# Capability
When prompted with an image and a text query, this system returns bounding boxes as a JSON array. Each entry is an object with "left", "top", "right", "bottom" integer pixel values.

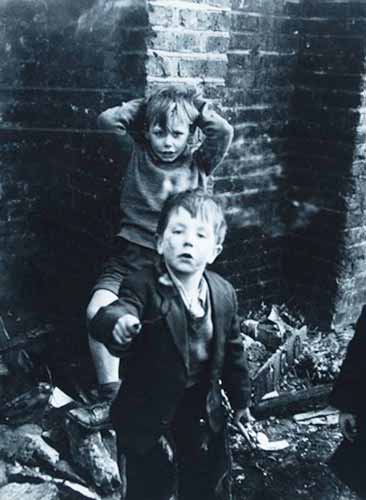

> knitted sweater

[{"left": 98, "top": 99, "right": 234, "bottom": 249}]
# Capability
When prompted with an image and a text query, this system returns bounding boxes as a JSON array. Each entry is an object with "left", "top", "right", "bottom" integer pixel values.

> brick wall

[
  {"left": 0, "top": 0, "right": 149, "bottom": 318},
  {"left": 214, "top": 0, "right": 300, "bottom": 311},
  {"left": 283, "top": 1, "right": 366, "bottom": 328},
  {"left": 147, "top": 0, "right": 231, "bottom": 92},
  {"left": 146, "top": 0, "right": 299, "bottom": 312},
  {"left": 1, "top": 0, "right": 366, "bottom": 330}
]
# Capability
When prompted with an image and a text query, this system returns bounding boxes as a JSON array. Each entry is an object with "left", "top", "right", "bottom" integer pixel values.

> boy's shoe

[{"left": 67, "top": 400, "right": 112, "bottom": 431}]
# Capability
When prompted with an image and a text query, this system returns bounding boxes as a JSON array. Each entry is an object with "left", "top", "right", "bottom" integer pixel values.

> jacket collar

[
  {"left": 156, "top": 264, "right": 189, "bottom": 370},
  {"left": 155, "top": 262, "right": 228, "bottom": 376}
]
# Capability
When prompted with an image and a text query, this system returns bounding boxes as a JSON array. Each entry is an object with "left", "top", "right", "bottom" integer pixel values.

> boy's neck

[{"left": 165, "top": 264, "right": 204, "bottom": 295}]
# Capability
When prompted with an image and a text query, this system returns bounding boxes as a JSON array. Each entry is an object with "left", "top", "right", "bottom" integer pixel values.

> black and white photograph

[{"left": 0, "top": 1, "right": 365, "bottom": 499}]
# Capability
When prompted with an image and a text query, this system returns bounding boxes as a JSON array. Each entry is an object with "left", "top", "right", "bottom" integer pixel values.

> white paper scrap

[
  {"left": 49, "top": 387, "right": 75, "bottom": 408},
  {"left": 259, "top": 439, "right": 289, "bottom": 451}
]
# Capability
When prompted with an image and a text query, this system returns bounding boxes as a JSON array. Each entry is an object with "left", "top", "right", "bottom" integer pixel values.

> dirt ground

[
  {"left": 230, "top": 415, "right": 359, "bottom": 500},
  {"left": 230, "top": 318, "right": 361, "bottom": 500}
]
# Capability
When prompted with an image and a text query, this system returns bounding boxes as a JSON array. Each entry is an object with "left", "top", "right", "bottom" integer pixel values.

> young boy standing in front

[
  {"left": 90, "top": 189, "right": 252, "bottom": 500},
  {"left": 87, "top": 85, "right": 234, "bottom": 407}
]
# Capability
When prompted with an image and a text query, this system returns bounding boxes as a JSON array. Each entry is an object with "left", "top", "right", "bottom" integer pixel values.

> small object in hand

[{"left": 131, "top": 322, "right": 141, "bottom": 334}]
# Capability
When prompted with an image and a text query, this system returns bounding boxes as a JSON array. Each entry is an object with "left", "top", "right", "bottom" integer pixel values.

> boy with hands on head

[
  {"left": 87, "top": 84, "right": 234, "bottom": 407},
  {"left": 90, "top": 189, "right": 252, "bottom": 500}
]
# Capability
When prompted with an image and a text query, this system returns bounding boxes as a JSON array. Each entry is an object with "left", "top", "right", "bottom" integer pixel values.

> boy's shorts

[{"left": 92, "top": 237, "right": 159, "bottom": 296}]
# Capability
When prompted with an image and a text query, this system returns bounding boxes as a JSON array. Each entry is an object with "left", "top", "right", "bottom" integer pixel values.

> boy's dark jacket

[
  {"left": 330, "top": 305, "right": 366, "bottom": 417},
  {"left": 328, "top": 305, "right": 366, "bottom": 498},
  {"left": 90, "top": 264, "right": 251, "bottom": 454}
]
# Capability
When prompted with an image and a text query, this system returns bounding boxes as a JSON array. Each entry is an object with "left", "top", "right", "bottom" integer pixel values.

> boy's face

[
  {"left": 157, "top": 207, "right": 222, "bottom": 279},
  {"left": 147, "top": 113, "right": 191, "bottom": 163}
]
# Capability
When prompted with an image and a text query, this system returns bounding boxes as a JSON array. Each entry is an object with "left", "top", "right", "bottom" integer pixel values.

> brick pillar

[
  {"left": 215, "top": 0, "right": 299, "bottom": 311},
  {"left": 146, "top": 0, "right": 231, "bottom": 96},
  {"left": 333, "top": 81, "right": 366, "bottom": 327},
  {"left": 284, "top": 0, "right": 366, "bottom": 328}
]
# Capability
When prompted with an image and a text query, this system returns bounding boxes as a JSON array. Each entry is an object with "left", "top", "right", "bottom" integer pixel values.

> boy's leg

[
  {"left": 86, "top": 237, "right": 159, "bottom": 399},
  {"left": 87, "top": 289, "right": 120, "bottom": 399},
  {"left": 171, "top": 384, "right": 213, "bottom": 500},
  {"left": 119, "top": 442, "right": 175, "bottom": 500},
  {"left": 172, "top": 384, "right": 232, "bottom": 500},
  {"left": 67, "top": 289, "right": 122, "bottom": 430},
  {"left": 85, "top": 237, "right": 130, "bottom": 400}
]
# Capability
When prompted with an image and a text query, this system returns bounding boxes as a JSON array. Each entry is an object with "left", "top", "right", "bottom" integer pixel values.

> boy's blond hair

[
  {"left": 145, "top": 84, "right": 199, "bottom": 131},
  {"left": 157, "top": 189, "right": 227, "bottom": 245}
]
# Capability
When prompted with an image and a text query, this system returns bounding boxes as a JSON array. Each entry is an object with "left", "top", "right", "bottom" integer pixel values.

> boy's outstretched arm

[
  {"left": 89, "top": 276, "right": 146, "bottom": 355},
  {"left": 193, "top": 98, "right": 234, "bottom": 175}
]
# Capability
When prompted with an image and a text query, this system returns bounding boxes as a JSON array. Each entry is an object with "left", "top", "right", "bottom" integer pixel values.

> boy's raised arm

[
  {"left": 193, "top": 99, "right": 234, "bottom": 175},
  {"left": 97, "top": 98, "right": 145, "bottom": 140}
]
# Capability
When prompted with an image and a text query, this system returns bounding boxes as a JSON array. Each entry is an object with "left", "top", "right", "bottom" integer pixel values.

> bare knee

[{"left": 86, "top": 289, "right": 118, "bottom": 324}]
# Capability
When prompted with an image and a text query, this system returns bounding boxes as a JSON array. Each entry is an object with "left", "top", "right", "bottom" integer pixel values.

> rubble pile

[
  {"left": 240, "top": 303, "right": 348, "bottom": 418},
  {"left": 0, "top": 304, "right": 355, "bottom": 500},
  {"left": 0, "top": 313, "right": 122, "bottom": 500},
  {"left": 231, "top": 305, "right": 358, "bottom": 500},
  {"left": 0, "top": 388, "right": 122, "bottom": 500}
]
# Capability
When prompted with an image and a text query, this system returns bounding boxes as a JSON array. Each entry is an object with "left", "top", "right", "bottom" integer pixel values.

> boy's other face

[
  {"left": 157, "top": 207, "right": 222, "bottom": 280},
  {"left": 147, "top": 112, "right": 191, "bottom": 163}
]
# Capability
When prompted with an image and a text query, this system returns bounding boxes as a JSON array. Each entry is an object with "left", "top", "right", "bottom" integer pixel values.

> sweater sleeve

[
  {"left": 89, "top": 273, "right": 147, "bottom": 349},
  {"left": 193, "top": 102, "right": 234, "bottom": 175},
  {"left": 97, "top": 98, "right": 145, "bottom": 143},
  {"left": 222, "top": 286, "right": 251, "bottom": 410}
]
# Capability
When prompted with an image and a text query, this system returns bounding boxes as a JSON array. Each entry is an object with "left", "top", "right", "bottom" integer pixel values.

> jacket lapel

[
  {"left": 205, "top": 271, "right": 228, "bottom": 380},
  {"left": 155, "top": 267, "right": 230, "bottom": 375},
  {"left": 157, "top": 276, "right": 189, "bottom": 372}
]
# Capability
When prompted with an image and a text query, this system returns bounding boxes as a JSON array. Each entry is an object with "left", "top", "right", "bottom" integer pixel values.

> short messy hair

[
  {"left": 145, "top": 84, "right": 199, "bottom": 130},
  {"left": 157, "top": 189, "right": 228, "bottom": 245}
]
